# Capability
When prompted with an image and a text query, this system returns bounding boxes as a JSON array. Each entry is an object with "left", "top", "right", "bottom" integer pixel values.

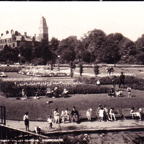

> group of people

[
  {"left": 23, "top": 105, "right": 142, "bottom": 132},
  {"left": 46, "top": 87, "right": 69, "bottom": 98},
  {"left": 52, "top": 106, "right": 80, "bottom": 126},
  {"left": 21, "top": 87, "right": 69, "bottom": 99}
]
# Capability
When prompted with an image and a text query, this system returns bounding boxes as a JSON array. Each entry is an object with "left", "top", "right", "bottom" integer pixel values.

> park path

[{"left": 6, "top": 119, "right": 144, "bottom": 133}]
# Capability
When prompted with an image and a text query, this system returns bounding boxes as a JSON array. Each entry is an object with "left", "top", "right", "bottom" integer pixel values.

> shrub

[
  {"left": 0, "top": 79, "right": 109, "bottom": 97},
  {"left": 74, "top": 76, "right": 142, "bottom": 85},
  {"left": 0, "top": 65, "right": 23, "bottom": 72}
]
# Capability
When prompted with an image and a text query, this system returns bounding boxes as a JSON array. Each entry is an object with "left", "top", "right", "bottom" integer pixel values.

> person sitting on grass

[
  {"left": 127, "top": 86, "right": 131, "bottom": 97},
  {"left": 71, "top": 106, "right": 79, "bottom": 123},
  {"left": 61, "top": 88, "right": 69, "bottom": 97},
  {"left": 34, "top": 91, "right": 40, "bottom": 99},
  {"left": 22, "top": 89, "right": 27, "bottom": 99},
  {"left": 108, "top": 88, "right": 115, "bottom": 97},
  {"left": 46, "top": 87, "right": 54, "bottom": 97}
]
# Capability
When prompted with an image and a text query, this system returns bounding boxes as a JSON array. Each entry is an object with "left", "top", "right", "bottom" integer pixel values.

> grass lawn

[
  {"left": 1, "top": 66, "right": 144, "bottom": 121},
  {"left": 1, "top": 86, "right": 144, "bottom": 121}
]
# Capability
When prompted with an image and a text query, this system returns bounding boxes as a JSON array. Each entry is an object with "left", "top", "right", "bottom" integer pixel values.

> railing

[
  {"left": 0, "top": 124, "right": 49, "bottom": 140},
  {"left": 0, "top": 106, "right": 6, "bottom": 125}
]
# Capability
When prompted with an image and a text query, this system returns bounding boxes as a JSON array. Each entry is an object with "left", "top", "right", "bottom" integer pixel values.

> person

[
  {"left": 86, "top": 108, "right": 92, "bottom": 121},
  {"left": 109, "top": 108, "right": 116, "bottom": 121},
  {"left": 53, "top": 108, "right": 60, "bottom": 124},
  {"left": 22, "top": 89, "right": 27, "bottom": 99},
  {"left": 96, "top": 104, "right": 102, "bottom": 121},
  {"left": 127, "top": 86, "right": 131, "bottom": 97},
  {"left": 96, "top": 79, "right": 100, "bottom": 86},
  {"left": 64, "top": 108, "right": 70, "bottom": 123},
  {"left": 119, "top": 72, "right": 125, "bottom": 88},
  {"left": 71, "top": 106, "right": 79, "bottom": 122},
  {"left": 47, "top": 115, "right": 53, "bottom": 129},
  {"left": 103, "top": 105, "right": 109, "bottom": 121},
  {"left": 98, "top": 107, "right": 104, "bottom": 122},
  {"left": 79, "top": 63, "right": 83, "bottom": 76},
  {"left": 23, "top": 112, "right": 29, "bottom": 131},
  {"left": 61, "top": 88, "right": 69, "bottom": 97},
  {"left": 46, "top": 87, "right": 54, "bottom": 97},
  {"left": 82, "top": 133, "right": 91, "bottom": 144},
  {"left": 34, "top": 91, "right": 40, "bottom": 99},
  {"left": 53, "top": 87, "right": 59, "bottom": 98},
  {"left": 108, "top": 88, "right": 115, "bottom": 97},
  {"left": 112, "top": 75, "right": 117, "bottom": 89},
  {"left": 34, "top": 126, "right": 41, "bottom": 134},
  {"left": 60, "top": 110, "right": 65, "bottom": 123}
]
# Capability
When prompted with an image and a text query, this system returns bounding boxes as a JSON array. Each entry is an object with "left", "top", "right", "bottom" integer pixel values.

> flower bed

[
  {"left": 0, "top": 78, "right": 109, "bottom": 97},
  {"left": 18, "top": 68, "right": 70, "bottom": 77}
]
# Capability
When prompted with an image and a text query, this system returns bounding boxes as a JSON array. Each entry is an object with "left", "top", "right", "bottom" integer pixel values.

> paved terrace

[{"left": 6, "top": 119, "right": 144, "bottom": 135}]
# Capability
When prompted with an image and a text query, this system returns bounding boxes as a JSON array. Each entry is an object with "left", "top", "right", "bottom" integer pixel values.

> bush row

[
  {"left": 0, "top": 66, "right": 24, "bottom": 72},
  {"left": 0, "top": 80, "right": 109, "bottom": 97},
  {"left": 74, "top": 76, "right": 141, "bottom": 85},
  {"left": 74, "top": 76, "right": 144, "bottom": 90}
]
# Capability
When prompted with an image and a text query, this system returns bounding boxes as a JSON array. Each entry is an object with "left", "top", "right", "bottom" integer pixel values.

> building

[{"left": 0, "top": 16, "right": 49, "bottom": 50}]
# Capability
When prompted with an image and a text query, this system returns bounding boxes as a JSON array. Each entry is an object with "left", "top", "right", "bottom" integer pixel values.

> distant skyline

[{"left": 0, "top": 2, "right": 144, "bottom": 42}]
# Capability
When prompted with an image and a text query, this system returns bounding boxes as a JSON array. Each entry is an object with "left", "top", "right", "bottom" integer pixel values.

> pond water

[{"left": 52, "top": 130, "right": 144, "bottom": 144}]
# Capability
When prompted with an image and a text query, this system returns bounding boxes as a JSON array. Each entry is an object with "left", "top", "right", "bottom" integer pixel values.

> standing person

[
  {"left": 98, "top": 107, "right": 104, "bottom": 122},
  {"left": 119, "top": 72, "right": 125, "bottom": 88},
  {"left": 71, "top": 106, "right": 79, "bottom": 122},
  {"left": 103, "top": 105, "right": 109, "bottom": 121},
  {"left": 23, "top": 112, "right": 29, "bottom": 131},
  {"left": 53, "top": 108, "right": 60, "bottom": 124},
  {"left": 96, "top": 105, "right": 102, "bottom": 121},
  {"left": 127, "top": 86, "right": 131, "bottom": 97},
  {"left": 47, "top": 115, "right": 53, "bottom": 129},
  {"left": 79, "top": 63, "right": 83, "bottom": 76},
  {"left": 53, "top": 87, "right": 59, "bottom": 98},
  {"left": 112, "top": 76, "right": 117, "bottom": 89}
]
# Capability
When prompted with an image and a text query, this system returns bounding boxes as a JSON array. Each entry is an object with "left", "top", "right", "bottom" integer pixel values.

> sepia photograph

[{"left": 1, "top": 1, "right": 144, "bottom": 143}]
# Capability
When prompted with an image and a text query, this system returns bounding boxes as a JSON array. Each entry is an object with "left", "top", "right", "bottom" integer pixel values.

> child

[
  {"left": 109, "top": 108, "right": 116, "bottom": 121},
  {"left": 98, "top": 107, "right": 104, "bottom": 122},
  {"left": 47, "top": 115, "right": 53, "bottom": 129},
  {"left": 127, "top": 86, "right": 131, "bottom": 97}
]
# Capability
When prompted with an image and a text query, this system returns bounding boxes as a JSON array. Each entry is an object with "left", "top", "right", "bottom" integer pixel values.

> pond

[{"left": 47, "top": 130, "right": 144, "bottom": 144}]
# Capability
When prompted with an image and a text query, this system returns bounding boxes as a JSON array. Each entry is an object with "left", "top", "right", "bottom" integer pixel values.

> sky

[{"left": 0, "top": 2, "right": 144, "bottom": 42}]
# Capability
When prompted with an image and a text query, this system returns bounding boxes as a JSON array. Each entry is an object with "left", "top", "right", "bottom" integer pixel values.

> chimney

[
  {"left": 6, "top": 30, "right": 9, "bottom": 34},
  {"left": 24, "top": 32, "right": 27, "bottom": 37},
  {"left": 1, "top": 33, "right": 3, "bottom": 37}
]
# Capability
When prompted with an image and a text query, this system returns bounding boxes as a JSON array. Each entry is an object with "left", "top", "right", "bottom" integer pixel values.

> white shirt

[{"left": 23, "top": 114, "right": 28, "bottom": 121}]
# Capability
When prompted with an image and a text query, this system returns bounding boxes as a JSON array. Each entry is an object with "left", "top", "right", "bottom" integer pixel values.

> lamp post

[
  {"left": 58, "top": 55, "right": 60, "bottom": 72},
  {"left": 18, "top": 53, "right": 21, "bottom": 64}
]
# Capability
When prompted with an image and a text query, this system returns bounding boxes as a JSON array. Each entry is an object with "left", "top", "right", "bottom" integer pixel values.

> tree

[
  {"left": 81, "top": 29, "right": 106, "bottom": 62},
  {"left": 82, "top": 50, "right": 91, "bottom": 63},
  {"left": 61, "top": 50, "right": 76, "bottom": 63},
  {"left": 98, "top": 33, "right": 123, "bottom": 64},
  {"left": 49, "top": 37, "right": 59, "bottom": 52}
]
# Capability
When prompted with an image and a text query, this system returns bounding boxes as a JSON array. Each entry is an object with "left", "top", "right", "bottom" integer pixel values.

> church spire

[{"left": 39, "top": 16, "right": 48, "bottom": 42}]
